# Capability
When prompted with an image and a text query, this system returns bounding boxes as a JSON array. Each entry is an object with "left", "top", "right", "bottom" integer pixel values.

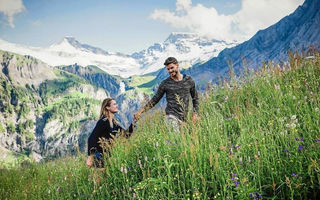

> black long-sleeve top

[
  {"left": 87, "top": 117, "right": 134, "bottom": 156},
  {"left": 144, "top": 74, "right": 199, "bottom": 121}
]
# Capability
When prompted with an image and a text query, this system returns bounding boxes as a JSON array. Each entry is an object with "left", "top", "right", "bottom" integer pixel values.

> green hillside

[{"left": 1, "top": 52, "right": 319, "bottom": 199}]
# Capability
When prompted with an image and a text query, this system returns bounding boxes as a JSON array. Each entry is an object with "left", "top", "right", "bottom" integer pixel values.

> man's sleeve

[
  {"left": 190, "top": 78, "right": 199, "bottom": 113},
  {"left": 143, "top": 81, "right": 166, "bottom": 112}
]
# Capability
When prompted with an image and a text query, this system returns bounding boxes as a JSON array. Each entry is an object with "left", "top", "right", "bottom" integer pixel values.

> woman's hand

[{"left": 86, "top": 155, "right": 94, "bottom": 168}]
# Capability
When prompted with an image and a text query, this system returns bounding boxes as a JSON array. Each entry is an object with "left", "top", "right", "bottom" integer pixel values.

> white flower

[
  {"left": 124, "top": 168, "right": 128, "bottom": 174},
  {"left": 315, "top": 108, "right": 319, "bottom": 112},
  {"left": 291, "top": 115, "right": 297, "bottom": 120},
  {"left": 138, "top": 160, "right": 141, "bottom": 165},
  {"left": 120, "top": 166, "right": 124, "bottom": 172},
  {"left": 154, "top": 142, "right": 159, "bottom": 147},
  {"left": 286, "top": 124, "right": 290, "bottom": 128},
  {"left": 293, "top": 96, "right": 296, "bottom": 100},
  {"left": 145, "top": 156, "right": 148, "bottom": 161},
  {"left": 274, "top": 85, "right": 280, "bottom": 90},
  {"left": 291, "top": 123, "right": 296, "bottom": 129}
]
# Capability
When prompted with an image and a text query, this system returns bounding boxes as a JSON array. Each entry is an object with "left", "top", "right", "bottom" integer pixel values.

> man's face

[{"left": 166, "top": 63, "right": 179, "bottom": 78}]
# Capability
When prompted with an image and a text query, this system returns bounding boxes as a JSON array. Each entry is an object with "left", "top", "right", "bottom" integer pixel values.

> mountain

[
  {"left": 183, "top": 0, "right": 320, "bottom": 86},
  {"left": 0, "top": 51, "right": 107, "bottom": 162},
  {"left": 0, "top": 50, "right": 146, "bottom": 163},
  {"left": 0, "top": 37, "right": 141, "bottom": 78},
  {"left": 0, "top": 33, "right": 237, "bottom": 78},
  {"left": 132, "top": 32, "right": 238, "bottom": 74}
]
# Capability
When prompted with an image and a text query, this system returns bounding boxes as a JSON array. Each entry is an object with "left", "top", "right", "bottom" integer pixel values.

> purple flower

[
  {"left": 235, "top": 145, "right": 241, "bottom": 149},
  {"left": 234, "top": 181, "right": 240, "bottom": 187},
  {"left": 295, "top": 137, "right": 299, "bottom": 141},
  {"left": 300, "top": 138, "right": 303, "bottom": 141},
  {"left": 316, "top": 139, "right": 320, "bottom": 143},
  {"left": 229, "top": 148, "right": 233, "bottom": 155},
  {"left": 232, "top": 173, "right": 237, "bottom": 177},
  {"left": 298, "top": 145, "right": 303, "bottom": 151},
  {"left": 249, "top": 192, "right": 262, "bottom": 199},
  {"left": 284, "top": 149, "right": 289, "bottom": 153},
  {"left": 292, "top": 173, "right": 297, "bottom": 177}
]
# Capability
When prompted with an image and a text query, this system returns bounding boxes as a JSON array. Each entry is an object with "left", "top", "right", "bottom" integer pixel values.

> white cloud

[
  {"left": 150, "top": 0, "right": 304, "bottom": 42},
  {"left": 0, "top": 0, "right": 25, "bottom": 28}
]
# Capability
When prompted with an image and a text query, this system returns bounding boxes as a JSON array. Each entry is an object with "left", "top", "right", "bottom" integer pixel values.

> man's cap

[{"left": 164, "top": 57, "right": 178, "bottom": 66}]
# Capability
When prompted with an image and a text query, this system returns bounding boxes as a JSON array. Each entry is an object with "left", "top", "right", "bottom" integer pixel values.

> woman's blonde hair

[{"left": 99, "top": 98, "right": 114, "bottom": 119}]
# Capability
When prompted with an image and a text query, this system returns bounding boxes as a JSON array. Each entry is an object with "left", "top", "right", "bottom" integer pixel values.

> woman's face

[{"left": 106, "top": 100, "right": 118, "bottom": 113}]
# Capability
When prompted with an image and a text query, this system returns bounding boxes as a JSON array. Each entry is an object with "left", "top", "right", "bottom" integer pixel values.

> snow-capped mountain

[
  {"left": 132, "top": 32, "right": 238, "bottom": 74},
  {"left": 0, "top": 37, "right": 141, "bottom": 77},
  {"left": 0, "top": 33, "right": 238, "bottom": 78}
]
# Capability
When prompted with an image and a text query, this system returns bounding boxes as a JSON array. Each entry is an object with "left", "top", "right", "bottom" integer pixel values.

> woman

[{"left": 86, "top": 98, "right": 135, "bottom": 168}]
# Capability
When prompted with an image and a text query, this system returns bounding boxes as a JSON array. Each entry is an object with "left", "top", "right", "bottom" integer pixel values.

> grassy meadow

[{"left": 0, "top": 51, "right": 319, "bottom": 199}]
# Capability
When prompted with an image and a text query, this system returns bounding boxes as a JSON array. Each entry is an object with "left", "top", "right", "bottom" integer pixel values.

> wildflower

[
  {"left": 315, "top": 108, "right": 319, "bottom": 112},
  {"left": 124, "top": 168, "right": 128, "bottom": 174},
  {"left": 229, "top": 148, "right": 233, "bottom": 155},
  {"left": 295, "top": 137, "right": 299, "bottom": 141},
  {"left": 284, "top": 149, "right": 289, "bottom": 153},
  {"left": 316, "top": 139, "right": 320, "bottom": 143},
  {"left": 292, "top": 173, "right": 297, "bottom": 177},
  {"left": 133, "top": 193, "right": 136, "bottom": 198},
  {"left": 235, "top": 145, "right": 241, "bottom": 149},
  {"left": 154, "top": 142, "right": 159, "bottom": 147},
  {"left": 274, "top": 85, "right": 280, "bottom": 90},
  {"left": 138, "top": 160, "right": 141, "bottom": 165},
  {"left": 298, "top": 145, "right": 303, "bottom": 151},
  {"left": 234, "top": 181, "right": 240, "bottom": 187},
  {"left": 291, "top": 123, "right": 296, "bottom": 128},
  {"left": 120, "top": 166, "right": 124, "bottom": 173},
  {"left": 145, "top": 156, "right": 148, "bottom": 161},
  {"left": 249, "top": 192, "right": 262, "bottom": 199},
  {"left": 291, "top": 115, "right": 296, "bottom": 120},
  {"left": 286, "top": 124, "right": 290, "bottom": 128},
  {"left": 293, "top": 96, "right": 296, "bottom": 100},
  {"left": 300, "top": 138, "right": 303, "bottom": 141}
]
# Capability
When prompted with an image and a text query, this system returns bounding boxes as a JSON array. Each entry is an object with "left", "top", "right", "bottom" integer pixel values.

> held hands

[
  {"left": 192, "top": 112, "right": 198, "bottom": 124},
  {"left": 86, "top": 155, "right": 94, "bottom": 168},
  {"left": 134, "top": 109, "right": 143, "bottom": 121}
]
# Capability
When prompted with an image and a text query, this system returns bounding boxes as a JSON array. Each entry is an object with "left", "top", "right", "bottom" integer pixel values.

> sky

[{"left": 0, "top": 0, "right": 304, "bottom": 54}]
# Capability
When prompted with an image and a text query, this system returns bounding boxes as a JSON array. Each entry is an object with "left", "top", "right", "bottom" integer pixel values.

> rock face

[
  {"left": 183, "top": 0, "right": 320, "bottom": 87},
  {"left": 0, "top": 51, "right": 57, "bottom": 87},
  {"left": 58, "top": 64, "right": 124, "bottom": 97}
]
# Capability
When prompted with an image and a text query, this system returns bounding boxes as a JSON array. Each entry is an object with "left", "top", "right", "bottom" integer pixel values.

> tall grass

[{"left": 1, "top": 52, "right": 320, "bottom": 199}]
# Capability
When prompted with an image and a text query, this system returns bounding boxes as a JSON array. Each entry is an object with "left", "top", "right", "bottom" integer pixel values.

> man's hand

[
  {"left": 192, "top": 112, "right": 198, "bottom": 124},
  {"left": 134, "top": 109, "right": 144, "bottom": 121},
  {"left": 86, "top": 155, "right": 94, "bottom": 168}
]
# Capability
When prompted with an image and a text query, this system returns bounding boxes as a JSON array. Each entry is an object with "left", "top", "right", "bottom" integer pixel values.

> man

[{"left": 134, "top": 57, "right": 199, "bottom": 130}]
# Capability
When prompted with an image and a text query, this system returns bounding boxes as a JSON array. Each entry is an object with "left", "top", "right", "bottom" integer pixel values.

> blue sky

[{"left": 0, "top": 0, "right": 303, "bottom": 54}]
